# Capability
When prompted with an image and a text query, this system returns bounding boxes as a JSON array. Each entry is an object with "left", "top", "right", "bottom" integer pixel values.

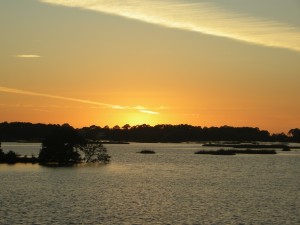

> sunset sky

[{"left": 1, "top": 0, "right": 300, "bottom": 133}]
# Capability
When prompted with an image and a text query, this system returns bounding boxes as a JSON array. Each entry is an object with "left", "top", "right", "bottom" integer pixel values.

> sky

[{"left": 1, "top": 0, "right": 300, "bottom": 133}]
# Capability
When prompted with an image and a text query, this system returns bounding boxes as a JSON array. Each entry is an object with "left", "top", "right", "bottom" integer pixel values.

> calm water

[{"left": 1, "top": 142, "right": 299, "bottom": 224}]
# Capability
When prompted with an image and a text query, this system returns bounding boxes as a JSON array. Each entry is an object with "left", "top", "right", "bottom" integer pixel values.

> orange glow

[
  {"left": 1, "top": 0, "right": 300, "bottom": 134},
  {"left": 117, "top": 112, "right": 158, "bottom": 126}
]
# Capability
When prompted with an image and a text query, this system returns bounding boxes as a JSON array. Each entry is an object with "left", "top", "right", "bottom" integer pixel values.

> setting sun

[
  {"left": 114, "top": 111, "right": 160, "bottom": 127},
  {"left": 1, "top": 0, "right": 300, "bottom": 133},
  {"left": 1, "top": 1, "right": 300, "bottom": 224}
]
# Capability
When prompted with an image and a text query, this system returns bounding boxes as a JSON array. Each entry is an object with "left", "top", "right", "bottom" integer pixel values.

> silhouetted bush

[
  {"left": 195, "top": 149, "right": 235, "bottom": 155},
  {"left": 5, "top": 151, "right": 18, "bottom": 164},
  {"left": 282, "top": 146, "right": 291, "bottom": 151},
  {"left": 138, "top": 150, "right": 156, "bottom": 154},
  {"left": 0, "top": 141, "right": 39, "bottom": 164},
  {"left": 203, "top": 143, "right": 287, "bottom": 149}
]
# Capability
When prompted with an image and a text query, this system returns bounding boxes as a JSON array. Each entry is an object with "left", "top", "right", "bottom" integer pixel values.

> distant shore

[{"left": 1, "top": 122, "right": 299, "bottom": 143}]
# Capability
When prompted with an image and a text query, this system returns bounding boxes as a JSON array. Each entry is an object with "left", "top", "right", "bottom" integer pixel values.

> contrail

[
  {"left": 39, "top": 0, "right": 300, "bottom": 52},
  {"left": 15, "top": 55, "right": 41, "bottom": 58},
  {"left": 0, "top": 86, "right": 159, "bottom": 114}
]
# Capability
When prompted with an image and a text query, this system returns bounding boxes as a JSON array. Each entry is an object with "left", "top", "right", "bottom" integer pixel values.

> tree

[
  {"left": 38, "top": 126, "right": 85, "bottom": 165},
  {"left": 288, "top": 128, "right": 300, "bottom": 142},
  {"left": 113, "top": 125, "right": 120, "bottom": 130},
  {"left": 78, "top": 143, "right": 111, "bottom": 163},
  {"left": 38, "top": 125, "right": 111, "bottom": 165},
  {"left": 122, "top": 124, "right": 131, "bottom": 130},
  {"left": 5, "top": 151, "right": 17, "bottom": 164}
]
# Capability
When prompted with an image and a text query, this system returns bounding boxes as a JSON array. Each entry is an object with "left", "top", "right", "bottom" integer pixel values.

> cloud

[
  {"left": 0, "top": 86, "right": 159, "bottom": 114},
  {"left": 39, "top": 0, "right": 300, "bottom": 52},
  {"left": 15, "top": 55, "right": 41, "bottom": 58},
  {"left": 139, "top": 110, "right": 160, "bottom": 115}
]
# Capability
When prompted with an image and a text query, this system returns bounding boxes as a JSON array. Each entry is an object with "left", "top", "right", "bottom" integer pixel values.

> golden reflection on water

[
  {"left": 0, "top": 163, "right": 41, "bottom": 172},
  {"left": 1, "top": 143, "right": 300, "bottom": 224}
]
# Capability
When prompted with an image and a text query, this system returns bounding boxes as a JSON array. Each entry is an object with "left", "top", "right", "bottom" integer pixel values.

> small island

[
  {"left": 195, "top": 149, "right": 277, "bottom": 155},
  {"left": 138, "top": 150, "right": 156, "bottom": 154},
  {"left": 0, "top": 125, "right": 111, "bottom": 166},
  {"left": 282, "top": 146, "right": 291, "bottom": 151},
  {"left": 0, "top": 149, "right": 39, "bottom": 164}
]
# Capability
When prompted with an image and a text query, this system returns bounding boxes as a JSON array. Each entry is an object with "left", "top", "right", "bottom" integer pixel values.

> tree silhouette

[
  {"left": 288, "top": 128, "right": 300, "bottom": 142},
  {"left": 78, "top": 143, "right": 110, "bottom": 163},
  {"left": 5, "top": 151, "right": 18, "bottom": 164},
  {"left": 1, "top": 122, "right": 298, "bottom": 143},
  {"left": 122, "top": 124, "right": 131, "bottom": 130},
  {"left": 38, "top": 125, "right": 111, "bottom": 165},
  {"left": 38, "top": 125, "right": 85, "bottom": 165}
]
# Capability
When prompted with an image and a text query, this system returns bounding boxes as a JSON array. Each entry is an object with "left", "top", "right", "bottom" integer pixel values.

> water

[{"left": 1, "top": 142, "right": 300, "bottom": 224}]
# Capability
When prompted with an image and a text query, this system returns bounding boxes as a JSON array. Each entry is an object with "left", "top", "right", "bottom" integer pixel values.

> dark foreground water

[{"left": 1, "top": 142, "right": 299, "bottom": 224}]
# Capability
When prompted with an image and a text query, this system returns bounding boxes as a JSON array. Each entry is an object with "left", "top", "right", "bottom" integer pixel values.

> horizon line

[{"left": 0, "top": 120, "right": 297, "bottom": 134}]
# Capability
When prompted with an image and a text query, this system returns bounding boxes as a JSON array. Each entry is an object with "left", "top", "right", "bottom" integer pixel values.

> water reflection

[{"left": 0, "top": 143, "right": 299, "bottom": 224}]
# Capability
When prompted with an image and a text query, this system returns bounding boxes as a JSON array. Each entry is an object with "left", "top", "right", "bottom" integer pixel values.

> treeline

[
  {"left": 0, "top": 122, "right": 61, "bottom": 142},
  {"left": 0, "top": 122, "right": 300, "bottom": 142}
]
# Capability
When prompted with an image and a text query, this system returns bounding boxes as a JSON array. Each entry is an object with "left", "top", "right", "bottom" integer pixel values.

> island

[
  {"left": 0, "top": 125, "right": 111, "bottom": 166},
  {"left": 195, "top": 149, "right": 277, "bottom": 155}
]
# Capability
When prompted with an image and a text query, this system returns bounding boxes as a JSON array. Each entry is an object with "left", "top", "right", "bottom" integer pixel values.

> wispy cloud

[
  {"left": 39, "top": 0, "right": 300, "bottom": 52},
  {"left": 139, "top": 110, "right": 160, "bottom": 115},
  {"left": 15, "top": 55, "right": 41, "bottom": 58},
  {"left": 0, "top": 86, "right": 159, "bottom": 114}
]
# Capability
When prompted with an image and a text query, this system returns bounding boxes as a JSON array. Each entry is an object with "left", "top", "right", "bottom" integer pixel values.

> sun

[{"left": 120, "top": 111, "right": 159, "bottom": 126}]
